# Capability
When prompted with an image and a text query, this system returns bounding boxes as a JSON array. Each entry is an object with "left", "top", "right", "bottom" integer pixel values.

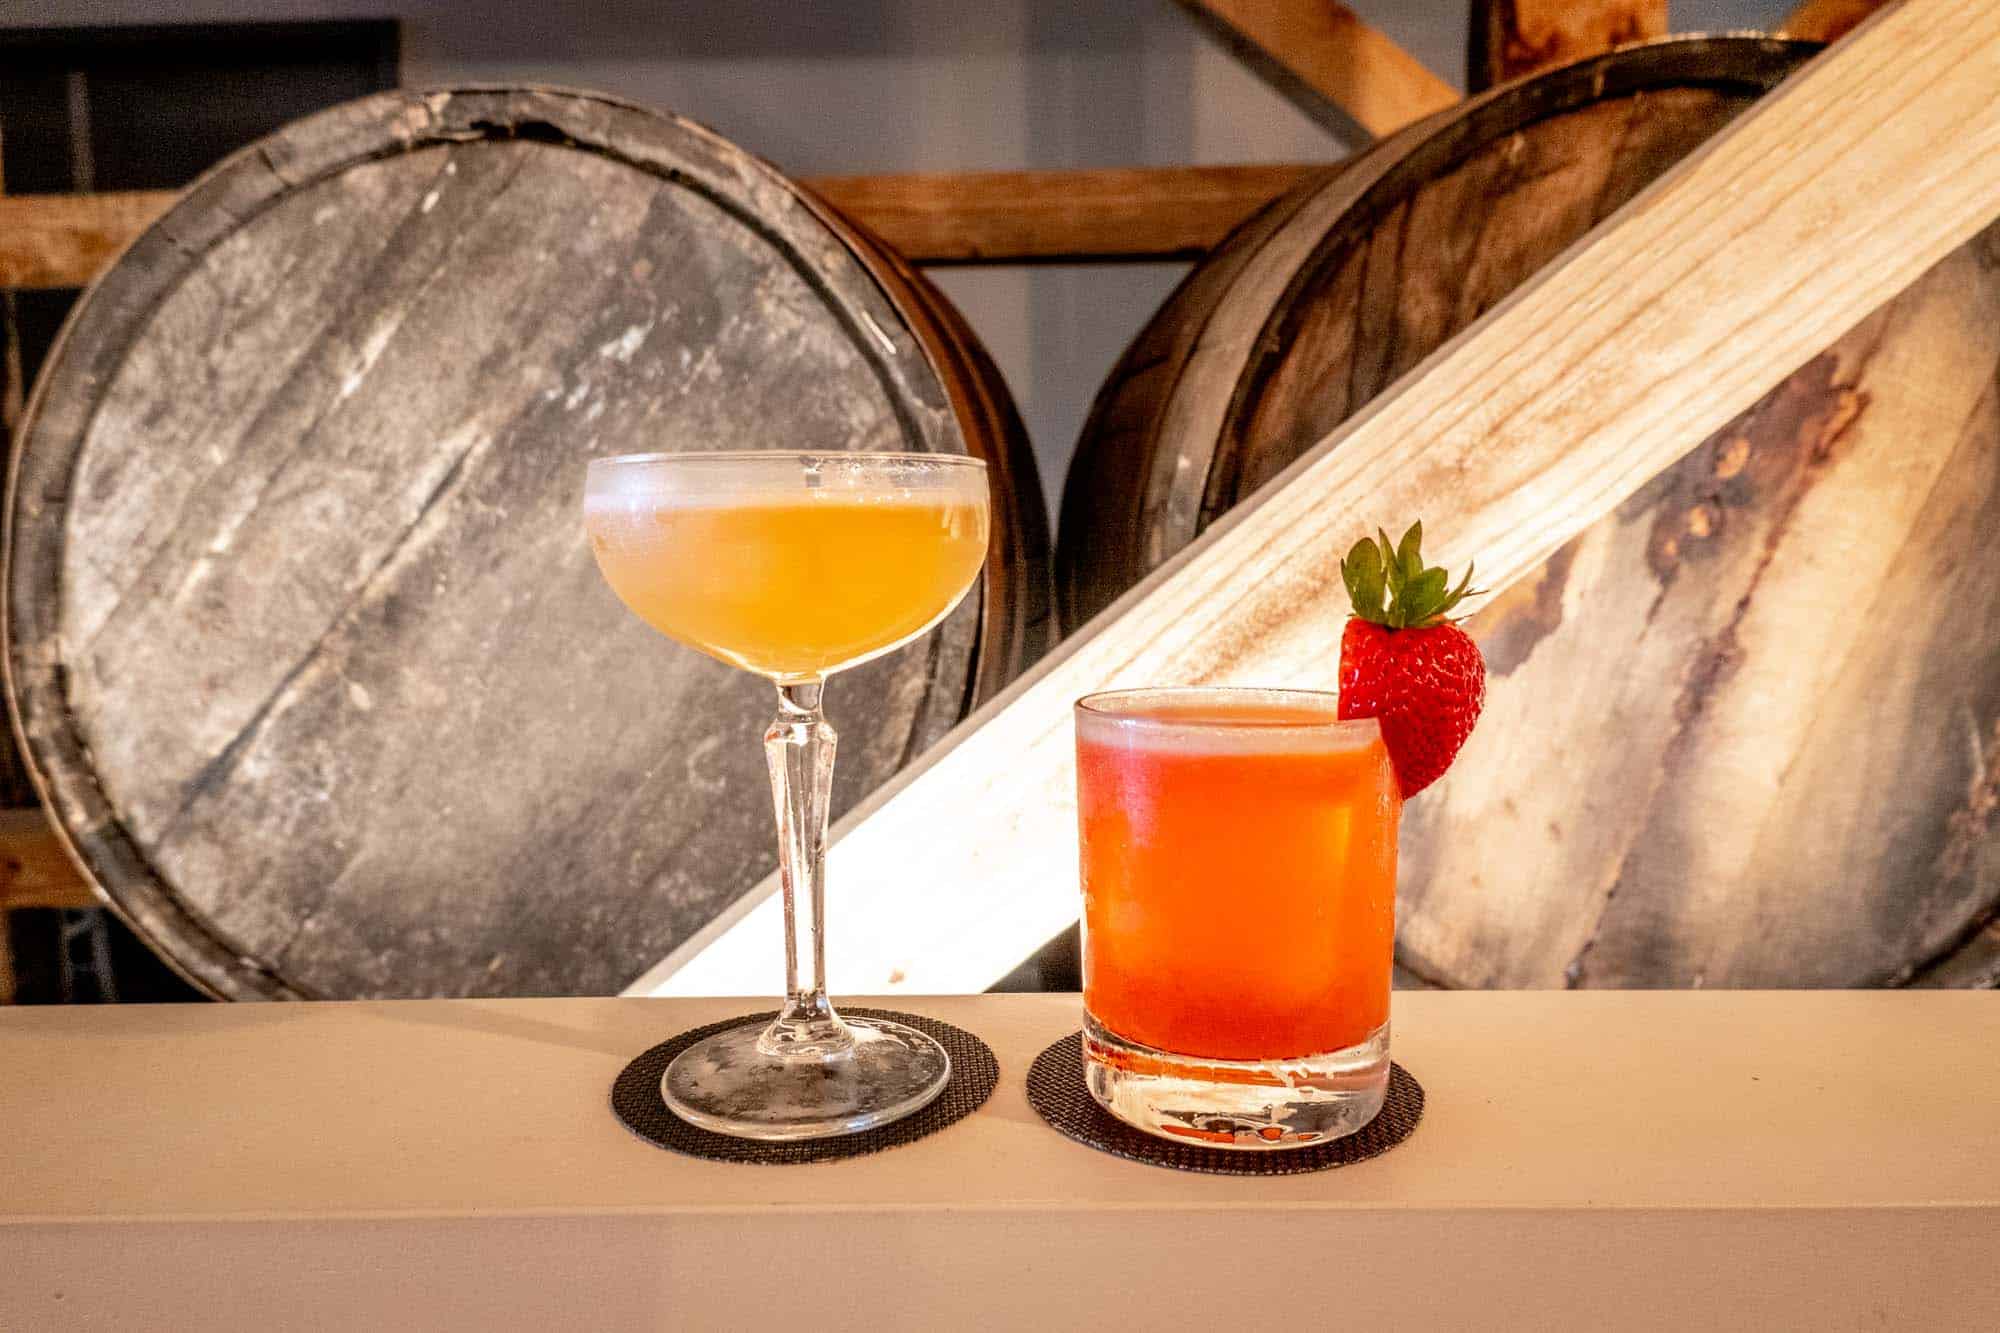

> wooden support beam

[
  {"left": 635, "top": 0, "right": 2000, "bottom": 998},
  {"left": 1782, "top": 0, "right": 1896, "bottom": 43},
  {"left": 1470, "top": 1, "right": 1670, "bottom": 90},
  {"left": 0, "top": 809, "right": 94, "bottom": 913},
  {"left": 809, "top": 164, "right": 1325, "bottom": 263},
  {"left": 0, "top": 165, "right": 1332, "bottom": 290},
  {"left": 1174, "top": 0, "right": 1461, "bottom": 139},
  {"left": 0, "top": 190, "right": 174, "bottom": 290}
]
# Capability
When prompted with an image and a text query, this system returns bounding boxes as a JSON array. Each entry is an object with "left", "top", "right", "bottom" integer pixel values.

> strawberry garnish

[{"left": 1337, "top": 522, "right": 1486, "bottom": 798}]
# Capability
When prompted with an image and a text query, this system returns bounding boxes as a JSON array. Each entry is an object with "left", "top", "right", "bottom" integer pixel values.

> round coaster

[
  {"left": 611, "top": 1008, "right": 999, "bottom": 1165},
  {"left": 1025, "top": 1032, "right": 1424, "bottom": 1175}
]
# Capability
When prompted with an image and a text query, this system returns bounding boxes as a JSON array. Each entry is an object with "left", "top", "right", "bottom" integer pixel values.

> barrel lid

[{"left": 4, "top": 87, "right": 1006, "bottom": 998}]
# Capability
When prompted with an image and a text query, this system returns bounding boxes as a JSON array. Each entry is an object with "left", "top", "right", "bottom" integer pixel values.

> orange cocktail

[{"left": 1076, "top": 687, "right": 1399, "bottom": 1148}]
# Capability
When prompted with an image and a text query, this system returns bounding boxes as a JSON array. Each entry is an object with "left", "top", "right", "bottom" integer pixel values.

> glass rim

[
  {"left": 586, "top": 450, "right": 988, "bottom": 470},
  {"left": 1075, "top": 686, "right": 1374, "bottom": 732}
]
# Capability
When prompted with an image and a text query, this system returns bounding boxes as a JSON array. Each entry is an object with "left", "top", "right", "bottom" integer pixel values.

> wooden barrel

[
  {"left": 3, "top": 87, "right": 1051, "bottom": 1000},
  {"left": 1058, "top": 36, "right": 2000, "bottom": 990}
]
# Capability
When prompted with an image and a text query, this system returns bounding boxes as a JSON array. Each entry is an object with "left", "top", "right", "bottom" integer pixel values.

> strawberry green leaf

[
  {"left": 1451, "top": 561, "right": 1476, "bottom": 601},
  {"left": 1341, "top": 538, "right": 1387, "bottom": 622},
  {"left": 1339, "top": 542, "right": 1364, "bottom": 604},
  {"left": 1436, "top": 560, "right": 1478, "bottom": 618},
  {"left": 1397, "top": 522, "right": 1424, "bottom": 584},
  {"left": 1380, "top": 528, "right": 1407, "bottom": 604},
  {"left": 1410, "top": 567, "right": 1449, "bottom": 621}
]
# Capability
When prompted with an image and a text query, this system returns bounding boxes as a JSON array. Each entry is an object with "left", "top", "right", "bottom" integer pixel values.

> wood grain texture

[
  {"left": 1059, "top": 43, "right": 1799, "bottom": 631},
  {"left": 3, "top": 88, "right": 1048, "bottom": 999},
  {"left": 811, "top": 164, "right": 1326, "bottom": 264},
  {"left": 1470, "top": 1, "right": 1669, "bottom": 90},
  {"left": 0, "top": 166, "right": 1333, "bottom": 288},
  {"left": 1174, "top": 0, "right": 1462, "bottom": 139},
  {"left": 1402, "top": 244, "right": 2000, "bottom": 988},
  {"left": 0, "top": 809, "right": 93, "bottom": 912},
  {"left": 1065, "top": 34, "right": 2000, "bottom": 989},
  {"left": 646, "top": 6, "right": 2000, "bottom": 997},
  {"left": 0, "top": 191, "right": 174, "bottom": 290},
  {"left": 1783, "top": 0, "right": 1895, "bottom": 43},
  {"left": 1916, "top": 920, "right": 2000, "bottom": 988},
  {"left": 797, "top": 185, "right": 1055, "bottom": 699},
  {"left": 827, "top": 225, "right": 1054, "bottom": 695}
]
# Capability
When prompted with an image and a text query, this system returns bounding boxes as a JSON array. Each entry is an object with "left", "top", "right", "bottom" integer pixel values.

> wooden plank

[
  {"left": 809, "top": 164, "right": 1326, "bottom": 264},
  {"left": 0, "top": 189, "right": 173, "bottom": 289},
  {"left": 0, "top": 165, "right": 1332, "bottom": 288},
  {"left": 1470, "top": 1, "right": 1670, "bottom": 90},
  {"left": 0, "top": 809, "right": 94, "bottom": 912},
  {"left": 1783, "top": 0, "right": 1895, "bottom": 43},
  {"left": 636, "top": 0, "right": 2000, "bottom": 998},
  {"left": 1175, "top": 0, "right": 1461, "bottom": 139}
]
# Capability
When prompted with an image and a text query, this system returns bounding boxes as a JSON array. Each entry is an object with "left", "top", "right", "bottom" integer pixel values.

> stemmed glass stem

[
  {"left": 654, "top": 670, "right": 950, "bottom": 1139},
  {"left": 761, "top": 680, "right": 852, "bottom": 1059}
]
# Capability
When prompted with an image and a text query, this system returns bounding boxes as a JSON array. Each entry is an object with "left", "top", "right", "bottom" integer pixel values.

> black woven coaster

[
  {"left": 1025, "top": 1031, "right": 1423, "bottom": 1175},
  {"left": 610, "top": 1008, "right": 999, "bottom": 1165}
]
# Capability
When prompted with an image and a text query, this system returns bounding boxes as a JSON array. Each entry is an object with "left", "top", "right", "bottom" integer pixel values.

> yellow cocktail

[
  {"left": 583, "top": 451, "right": 989, "bottom": 1142},
  {"left": 586, "top": 492, "right": 988, "bottom": 680}
]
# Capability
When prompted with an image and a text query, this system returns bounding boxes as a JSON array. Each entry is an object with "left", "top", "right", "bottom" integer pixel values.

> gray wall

[{"left": 15, "top": 0, "right": 1792, "bottom": 523}]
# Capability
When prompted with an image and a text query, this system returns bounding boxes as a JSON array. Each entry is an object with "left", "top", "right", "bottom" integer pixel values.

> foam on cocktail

[
  {"left": 1076, "top": 691, "right": 1383, "bottom": 757},
  {"left": 584, "top": 451, "right": 988, "bottom": 506},
  {"left": 585, "top": 488, "right": 983, "bottom": 514}
]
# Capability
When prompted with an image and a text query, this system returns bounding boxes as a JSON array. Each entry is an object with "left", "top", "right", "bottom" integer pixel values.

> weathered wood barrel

[
  {"left": 1058, "top": 36, "right": 2000, "bottom": 990},
  {"left": 4, "top": 87, "right": 1051, "bottom": 1000}
]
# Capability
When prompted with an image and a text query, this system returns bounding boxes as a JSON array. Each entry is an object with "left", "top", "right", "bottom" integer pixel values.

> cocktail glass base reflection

[
  {"left": 664, "top": 1013, "right": 949, "bottom": 1140},
  {"left": 1083, "top": 1014, "right": 1388, "bottom": 1149}
]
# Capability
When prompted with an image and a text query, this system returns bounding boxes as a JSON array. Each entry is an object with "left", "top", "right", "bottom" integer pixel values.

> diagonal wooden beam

[
  {"left": 635, "top": 0, "right": 2000, "bottom": 998},
  {"left": 1782, "top": 0, "right": 1897, "bottom": 42},
  {"left": 1174, "top": 0, "right": 1461, "bottom": 140},
  {"left": 1469, "top": 1, "right": 1669, "bottom": 91},
  {"left": 0, "top": 165, "right": 1335, "bottom": 290}
]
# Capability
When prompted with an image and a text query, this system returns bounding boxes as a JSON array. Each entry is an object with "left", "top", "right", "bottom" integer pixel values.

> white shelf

[{"left": 4, "top": 991, "right": 1997, "bottom": 1329}]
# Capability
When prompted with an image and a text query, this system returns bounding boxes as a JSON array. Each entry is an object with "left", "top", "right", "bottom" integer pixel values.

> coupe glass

[{"left": 585, "top": 451, "right": 989, "bottom": 1139}]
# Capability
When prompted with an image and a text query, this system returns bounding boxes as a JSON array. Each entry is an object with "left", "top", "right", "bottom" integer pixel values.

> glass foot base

[
  {"left": 662, "top": 1015, "right": 951, "bottom": 1141},
  {"left": 1082, "top": 1013, "right": 1389, "bottom": 1151}
]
